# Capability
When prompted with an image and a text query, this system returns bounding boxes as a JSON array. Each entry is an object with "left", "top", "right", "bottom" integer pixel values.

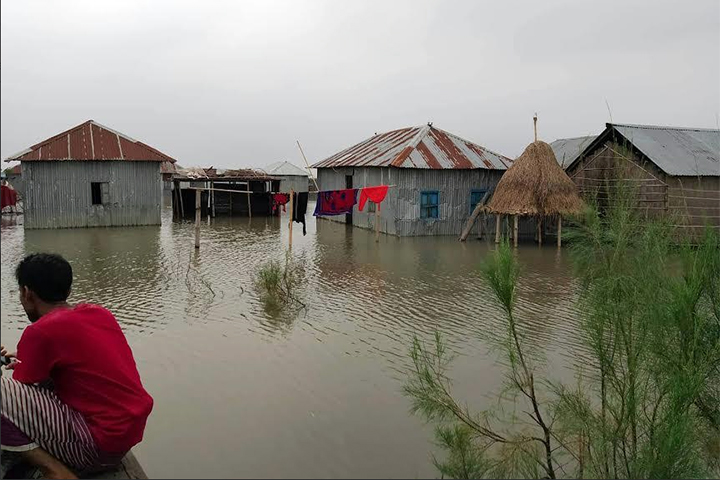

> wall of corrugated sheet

[
  {"left": 23, "top": 161, "right": 161, "bottom": 229},
  {"left": 277, "top": 175, "right": 309, "bottom": 193},
  {"left": 317, "top": 167, "right": 505, "bottom": 237}
]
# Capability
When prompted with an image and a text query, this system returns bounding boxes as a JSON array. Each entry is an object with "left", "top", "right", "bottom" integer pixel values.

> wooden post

[
  {"left": 288, "top": 189, "right": 294, "bottom": 249},
  {"left": 211, "top": 182, "right": 216, "bottom": 218},
  {"left": 178, "top": 182, "right": 185, "bottom": 218},
  {"left": 557, "top": 216, "right": 562, "bottom": 247},
  {"left": 533, "top": 113, "right": 538, "bottom": 142},
  {"left": 194, "top": 189, "right": 201, "bottom": 249},
  {"left": 172, "top": 182, "right": 179, "bottom": 218},
  {"left": 247, "top": 183, "right": 252, "bottom": 219},
  {"left": 495, "top": 214, "right": 502, "bottom": 244},
  {"left": 513, "top": 215, "right": 519, "bottom": 247},
  {"left": 375, "top": 206, "right": 380, "bottom": 242},
  {"left": 537, "top": 217, "right": 543, "bottom": 246}
]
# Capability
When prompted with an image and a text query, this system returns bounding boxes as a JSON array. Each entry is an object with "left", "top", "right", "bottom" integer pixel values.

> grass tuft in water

[{"left": 254, "top": 254, "right": 305, "bottom": 314}]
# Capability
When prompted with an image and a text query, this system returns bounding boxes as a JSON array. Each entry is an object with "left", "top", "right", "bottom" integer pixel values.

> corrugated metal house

[
  {"left": 4, "top": 120, "right": 176, "bottom": 229},
  {"left": 262, "top": 161, "right": 309, "bottom": 193},
  {"left": 311, "top": 124, "right": 511, "bottom": 236},
  {"left": 566, "top": 123, "right": 719, "bottom": 238}
]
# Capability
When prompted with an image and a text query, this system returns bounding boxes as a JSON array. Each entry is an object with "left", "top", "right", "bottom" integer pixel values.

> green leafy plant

[{"left": 405, "top": 184, "right": 720, "bottom": 479}]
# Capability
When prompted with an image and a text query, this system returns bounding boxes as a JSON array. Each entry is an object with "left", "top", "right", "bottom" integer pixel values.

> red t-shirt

[{"left": 13, "top": 304, "right": 153, "bottom": 453}]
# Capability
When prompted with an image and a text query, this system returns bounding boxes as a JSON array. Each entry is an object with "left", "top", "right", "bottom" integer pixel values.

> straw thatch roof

[{"left": 487, "top": 141, "right": 583, "bottom": 216}]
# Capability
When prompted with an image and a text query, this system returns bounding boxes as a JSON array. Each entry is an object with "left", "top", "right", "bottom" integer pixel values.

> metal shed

[
  {"left": 262, "top": 161, "right": 309, "bottom": 193},
  {"left": 312, "top": 124, "right": 511, "bottom": 236},
  {"left": 4, "top": 120, "right": 176, "bottom": 229}
]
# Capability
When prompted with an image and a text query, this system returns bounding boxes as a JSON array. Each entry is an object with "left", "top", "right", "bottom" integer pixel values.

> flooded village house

[
  {"left": 312, "top": 124, "right": 511, "bottom": 236},
  {"left": 565, "top": 123, "right": 720, "bottom": 238},
  {"left": 4, "top": 120, "right": 176, "bottom": 229}
]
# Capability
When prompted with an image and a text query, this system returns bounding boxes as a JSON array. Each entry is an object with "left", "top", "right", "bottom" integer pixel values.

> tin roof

[
  {"left": 611, "top": 124, "right": 719, "bottom": 176},
  {"left": 4, "top": 120, "right": 176, "bottom": 163},
  {"left": 570, "top": 123, "right": 719, "bottom": 177},
  {"left": 312, "top": 125, "right": 510, "bottom": 170},
  {"left": 175, "top": 167, "right": 276, "bottom": 182},
  {"left": 550, "top": 135, "right": 597, "bottom": 169},
  {"left": 262, "top": 161, "right": 309, "bottom": 177}
]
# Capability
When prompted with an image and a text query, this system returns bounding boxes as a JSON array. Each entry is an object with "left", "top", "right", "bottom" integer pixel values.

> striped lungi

[{"left": 1, "top": 376, "right": 98, "bottom": 470}]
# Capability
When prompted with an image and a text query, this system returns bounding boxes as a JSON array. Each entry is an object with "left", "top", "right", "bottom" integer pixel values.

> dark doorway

[{"left": 345, "top": 175, "right": 353, "bottom": 225}]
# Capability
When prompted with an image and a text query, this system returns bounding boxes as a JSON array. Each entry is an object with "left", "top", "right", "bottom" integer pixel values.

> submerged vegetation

[
  {"left": 254, "top": 254, "right": 306, "bottom": 314},
  {"left": 405, "top": 187, "right": 720, "bottom": 478}
]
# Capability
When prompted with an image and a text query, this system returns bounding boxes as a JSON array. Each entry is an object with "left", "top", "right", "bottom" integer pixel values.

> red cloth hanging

[
  {"left": 358, "top": 185, "right": 389, "bottom": 212},
  {"left": 1, "top": 185, "right": 18, "bottom": 209},
  {"left": 272, "top": 193, "right": 290, "bottom": 213}
]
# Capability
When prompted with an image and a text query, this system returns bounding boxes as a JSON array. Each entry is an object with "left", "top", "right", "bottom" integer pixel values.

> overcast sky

[{"left": 2, "top": 0, "right": 718, "bottom": 169}]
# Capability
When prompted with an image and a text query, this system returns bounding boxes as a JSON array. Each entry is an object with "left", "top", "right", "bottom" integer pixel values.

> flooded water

[{"left": 1, "top": 199, "right": 584, "bottom": 479}]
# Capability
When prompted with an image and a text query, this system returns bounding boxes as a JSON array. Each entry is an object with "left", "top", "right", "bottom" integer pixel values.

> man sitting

[{"left": 1, "top": 253, "right": 153, "bottom": 479}]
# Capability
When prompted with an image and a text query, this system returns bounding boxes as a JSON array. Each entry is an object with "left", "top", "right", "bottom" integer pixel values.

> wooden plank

[{"left": 459, "top": 191, "right": 490, "bottom": 241}]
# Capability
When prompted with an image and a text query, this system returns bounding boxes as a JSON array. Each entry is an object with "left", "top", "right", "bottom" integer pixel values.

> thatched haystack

[{"left": 487, "top": 141, "right": 583, "bottom": 216}]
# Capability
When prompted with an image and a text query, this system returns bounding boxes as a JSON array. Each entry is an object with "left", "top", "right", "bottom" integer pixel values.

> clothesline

[{"left": 186, "top": 185, "right": 396, "bottom": 195}]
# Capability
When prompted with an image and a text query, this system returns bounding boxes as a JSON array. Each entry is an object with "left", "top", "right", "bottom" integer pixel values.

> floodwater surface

[{"left": 1, "top": 201, "right": 583, "bottom": 479}]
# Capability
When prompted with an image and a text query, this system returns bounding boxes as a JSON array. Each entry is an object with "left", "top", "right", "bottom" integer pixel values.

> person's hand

[
  {"left": 1, "top": 345, "right": 18, "bottom": 369},
  {"left": 1, "top": 345, "right": 16, "bottom": 358}
]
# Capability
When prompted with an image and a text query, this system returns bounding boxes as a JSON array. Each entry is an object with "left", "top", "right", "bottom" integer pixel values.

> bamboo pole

[
  {"left": 211, "top": 182, "right": 215, "bottom": 217},
  {"left": 537, "top": 217, "right": 543, "bottom": 246},
  {"left": 495, "top": 214, "right": 501, "bottom": 244},
  {"left": 557, "top": 216, "right": 562, "bottom": 247},
  {"left": 178, "top": 182, "right": 185, "bottom": 217},
  {"left": 247, "top": 190, "right": 252, "bottom": 219},
  {"left": 194, "top": 189, "right": 201, "bottom": 249},
  {"left": 288, "top": 189, "right": 294, "bottom": 249},
  {"left": 297, "top": 140, "right": 320, "bottom": 191},
  {"left": 375, "top": 207, "right": 380, "bottom": 242},
  {"left": 207, "top": 182, "right": 212, "bottom": 219},
  {"left": 513, "top": 215, "right": 519, "bottom": 247}
]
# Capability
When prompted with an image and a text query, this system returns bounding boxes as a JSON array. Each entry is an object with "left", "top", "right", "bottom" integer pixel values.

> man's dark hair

[{"left": 15, "top": 253, "right": 73, "bottom": 302}]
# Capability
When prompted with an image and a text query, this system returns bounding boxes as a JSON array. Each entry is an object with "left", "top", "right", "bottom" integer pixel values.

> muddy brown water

[{"left": 1, "top": 200, "right": 585, "bottom": 478}]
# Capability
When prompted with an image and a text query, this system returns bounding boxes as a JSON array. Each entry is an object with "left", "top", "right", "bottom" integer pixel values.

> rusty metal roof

[
  {"left": 160, "top": 160, "right": 177, "bottom": 174},
  {"left": 4, "top": 120, "right": 176, "bottom": 163},
  {"left": 312, "top": 125, "right": 511, "bottom": 170}
]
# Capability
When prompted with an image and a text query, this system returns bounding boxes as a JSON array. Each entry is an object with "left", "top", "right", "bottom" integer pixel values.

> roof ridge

[{"left": 611, "top": 123, "right": 720, "bottom": 133}]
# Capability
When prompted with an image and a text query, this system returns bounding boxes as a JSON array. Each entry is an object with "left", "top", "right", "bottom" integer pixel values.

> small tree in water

[{"left": 404, "top": 191, "right": 720, "bottom": 478}]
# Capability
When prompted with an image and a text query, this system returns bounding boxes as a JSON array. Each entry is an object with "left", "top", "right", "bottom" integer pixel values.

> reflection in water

[{"left": 1, "top": 203, "right": 583, "bottom": 479}]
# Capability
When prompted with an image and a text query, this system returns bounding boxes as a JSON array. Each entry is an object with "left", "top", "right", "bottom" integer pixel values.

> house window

[
  {"left": 470, "top": 189, "right": 488, "bottom": 213},
  {"left": 420, "top": 191, "right": 439, "bottom": 219},
  {"left": 91, "top": 182, "right": 109, "bottom": 205}
]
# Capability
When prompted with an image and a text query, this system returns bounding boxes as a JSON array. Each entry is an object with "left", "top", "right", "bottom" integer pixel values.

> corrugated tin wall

[
  {"left": 317, "top": 167, "right": 505, "bottom": 237},
  {"left": 278, "top": 175, "right": 309, "bottom": 193},
  {"left": 23, "top": 161, "right": 161, "bottom": 229}
]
